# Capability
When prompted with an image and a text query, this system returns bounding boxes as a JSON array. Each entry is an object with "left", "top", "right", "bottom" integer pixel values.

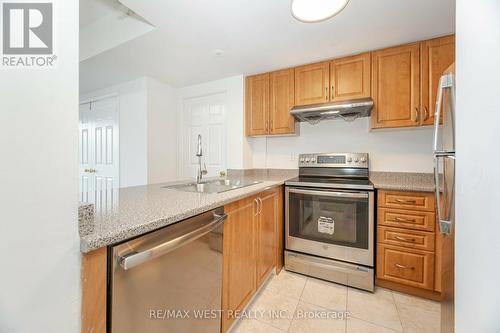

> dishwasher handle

[{"left": 118, "top": 212, "right": 227, "bottom": 270}]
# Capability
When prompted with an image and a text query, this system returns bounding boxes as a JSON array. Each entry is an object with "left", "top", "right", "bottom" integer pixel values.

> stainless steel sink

[{"left": 162, "top": 179, "right": 261, "bottom": 194}]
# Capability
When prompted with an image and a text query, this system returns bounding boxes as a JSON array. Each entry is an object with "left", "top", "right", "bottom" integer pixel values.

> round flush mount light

[{"left": 291, "top": 0, "right": 350, "bottom": 23}]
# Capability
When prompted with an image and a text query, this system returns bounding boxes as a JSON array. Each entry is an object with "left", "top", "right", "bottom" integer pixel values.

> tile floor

[{"left": 231, "top": 270, "right": 441, "bottom": 333}]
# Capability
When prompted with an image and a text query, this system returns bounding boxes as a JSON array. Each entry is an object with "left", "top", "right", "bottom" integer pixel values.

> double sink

[{"left": 162, "top": 179, "right": 261, "bottom": 194}]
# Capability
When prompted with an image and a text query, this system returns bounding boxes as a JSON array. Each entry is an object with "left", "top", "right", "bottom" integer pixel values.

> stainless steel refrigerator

[{"left": 433, "top": 64, "right": 456, "bottom": 333}]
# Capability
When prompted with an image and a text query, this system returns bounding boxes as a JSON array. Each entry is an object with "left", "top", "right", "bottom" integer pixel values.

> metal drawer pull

[
  {"left": 395, "top": 236, "right": 416, "bottom": 242},
  {"left": 395, "top": 198, "right": 417, "bottom": 204},
  {"left": 393, "top": 216, "right": 416, "bottom": 223},
  {"left": 394, "top": 263, "right": 415, "bottom": 270}
]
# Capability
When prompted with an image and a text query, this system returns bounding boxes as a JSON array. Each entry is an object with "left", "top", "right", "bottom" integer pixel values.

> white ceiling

[
  {"left": 80, "top": 0, "right": 455, "bottom": 93},
  {"left": 79, "top": 0, "right": 121, "bottom": 28}
]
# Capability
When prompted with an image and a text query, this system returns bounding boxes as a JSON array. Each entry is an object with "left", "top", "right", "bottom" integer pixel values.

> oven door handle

[{"left": 287, "top": 188, "right": 369, "bottom": 199}]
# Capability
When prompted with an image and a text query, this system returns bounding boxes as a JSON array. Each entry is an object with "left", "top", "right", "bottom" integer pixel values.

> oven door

[{"left": 286, "top": 187, "right": 374, "bottom": 267}]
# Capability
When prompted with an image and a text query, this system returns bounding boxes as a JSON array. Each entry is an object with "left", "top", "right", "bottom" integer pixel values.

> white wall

[
  {"left": 147, "top": 78, "right": 178, "bottom": 184},
  {"left": 81, "top": 76, "right": 178, "bottom": 187},
  {"left": 455, "top": 1, "right": 500, "bottom": 332},
  {"left": 250, "top": 118, "right": 435, "bottom": 172},
  {"left": 0, "top": 1, "right": 80, "bottom": 332},
  {"left": 177, "top": 75, "right": 251, "bottom": 172}
]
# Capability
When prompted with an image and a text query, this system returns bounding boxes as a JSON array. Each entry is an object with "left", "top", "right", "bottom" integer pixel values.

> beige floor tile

[
  {"left": 347, "top": 287, "right": 403, "bottom": 332},
  {"left": 393, "top": 291, "right": 441, "bottom": 313},
  {"left": 289, "top": 301, "right": 346, "bottom": 333},
  {"left": 249, "top": 288, "right": 299, "bottom": 331},
  {"left": 397, "top": 301, "right": 441, "bottom": 333},
  {"left": 346, "top": 317, "right": 401, "bottom": 333},
  {"left": 266, "top": 270, "right": 307, "bottom": 299},
  {"left": 300, "top": 278, "right": 347, "bottom": 311},
  {"left": 231, "top": 318, "right": 285, "bottom": 333}
]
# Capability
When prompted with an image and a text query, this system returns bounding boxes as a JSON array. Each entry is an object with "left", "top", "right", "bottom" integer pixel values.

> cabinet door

[
  {"left": 245, "top": 73, "right": 269, "bottom": 136},
  {"left": 421, "top": 35, "right": 455, "bottom": 126},
  {"left": 270, "top": 69, "right": 296, "bottom": 135},
  {"left": 330, "top": 53, "right": 371, "bottom": 102},
  {"left": 222, "top": 197, "right": 257, "bottom": 332},
  {"left": 256, "top": 189, "right": 277, "bottom": 287},
  {"left": 294, "top": 61, "right": 330, "bottom": 106},
  {"left": 371, "top": 43, "right": 421, "bottom": 129}
]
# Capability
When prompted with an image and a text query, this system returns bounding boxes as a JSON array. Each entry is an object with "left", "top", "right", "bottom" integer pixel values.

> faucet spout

[{"left": 195, "top": 134, "right": 207, "bottom": 183}]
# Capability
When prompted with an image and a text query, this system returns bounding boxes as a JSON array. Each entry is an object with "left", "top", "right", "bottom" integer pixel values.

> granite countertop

[
  {"left": 79, "top": 169, "right": 436, "bottom": 253},
  {"left": 79, "top": 169, "right": 298, "bottom": 253},
  {"left": 369, "top": 171, "right": 436, "bottom": 192}
]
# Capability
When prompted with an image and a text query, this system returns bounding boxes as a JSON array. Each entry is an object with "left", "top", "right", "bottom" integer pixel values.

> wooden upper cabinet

[
  {"left": 421, "top": 35, "right": 455, "bottom": 126},
  {"left": 245, "top": 73, "right": 269, "bottom": 136},
  {"left": 371, "top": 43, "right": 421, "bottom": 129},
  {"left": 330, "top": 53, "right": 371, "bottom": 102},
  {"left": 294, "top": 61, "right": 330, "bottom": 106},
  {"left": 270, "top": 69, "right": 296, "bottom": 135}
]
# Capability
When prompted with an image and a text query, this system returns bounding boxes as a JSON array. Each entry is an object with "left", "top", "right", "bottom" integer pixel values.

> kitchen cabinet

[
  {"left": 246, "top": 71, "right": 296, "bottom": 136},
  {"left": 371, "top": 35, "right": 455, "bottom": 129},
  {"left": 421, "top": 35, "right": 455, "bottom": 126},
  {"left": 81, "top": 247, "right": 107, "bottom": 333},
  {"left": 270, "top": 68, "right": 296, "bottom": 135},
  {"left": 245, "top": 73, "right": 269, "bottom": 136},
  {"left": 256, "top": 188, "right": 278, "bottom": 286},
  {"left": 330, "top": 52, "right": 371, "bottom": 102},
  {"left": 376, "top": 190, "right": 442, "bottom": 300},
  {"left": 371, "top": 43, "right": 421, "bottom": 129},
  {"left": 294, "top": 61, "right": 330, "bottom": 106},
  {"left": 222, "top": 186, "right": 281, "bottom": 332},
  {"left": 222, "top": 195, "right": 257, "bottom": 332}
]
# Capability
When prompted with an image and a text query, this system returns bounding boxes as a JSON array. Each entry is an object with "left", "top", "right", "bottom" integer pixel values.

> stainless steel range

[{"left": 284, "top": 153, "right": 375, "bottom": 291}]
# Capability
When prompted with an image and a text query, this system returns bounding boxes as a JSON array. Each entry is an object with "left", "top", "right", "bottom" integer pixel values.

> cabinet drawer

[
  {"left": 378, "top": 208, "right": 435, "bottom": 232},
  {"left": 378, "top": 190, "right": 435, "bottom": 212},
  {"left": 378, "top": 226, "right": 435, "bottom": 251},
  {"left": 376, "top": 244, "right": 434, "bottom": 290}
]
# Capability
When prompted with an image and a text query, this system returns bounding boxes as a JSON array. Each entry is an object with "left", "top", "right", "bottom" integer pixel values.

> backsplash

[{"left": 249, "top": 118, "right": 435, "bottom": 173}]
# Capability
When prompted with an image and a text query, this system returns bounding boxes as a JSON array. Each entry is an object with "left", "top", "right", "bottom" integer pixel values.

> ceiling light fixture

[{"left": 291, "top": 0, "right": 350, "bottom": 23}]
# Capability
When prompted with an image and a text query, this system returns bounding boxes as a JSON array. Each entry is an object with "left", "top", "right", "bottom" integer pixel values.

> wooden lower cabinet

[
  {"left": 377, "top": 243, "right": 435, "bottom": 290},
  {"left": 81, "top": 247, "right": 107, "bottom": 333},
  {"left": 376, "top": 190, "right": 442, "bottom": 300},
  {"left": 222, "top": 186, "right": 281, "bottom": 332}
]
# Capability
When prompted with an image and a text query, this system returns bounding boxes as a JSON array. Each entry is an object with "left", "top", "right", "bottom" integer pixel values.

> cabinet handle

[
  {"left": 395, "top": 236, "right": 416, "bottom": 242},
  {"left": 331, "top": 85, "right": 335, "bottom": 100},
  {"left": 258, "top": 197, "right": 263, "bottom": 214},
  {"left": 415, "top": 107, "right": 420, "bottom": 123},
  {"left": 394, "top": 263, "right": 415, "bottom": 270},
  {"left": 325, "top": 87, "right": 328, "bottom": 100},
  {"left": 393, "top": 216, "right": 416, "bottom": 223},
  {"left": 269, "top": 119, "right": 273, "bottom": 132},
  {"left": 395, "top": 198, "right": 417, "bottom": 204},
  {"left": 254, "top": 198, "right": 260, "bottom": 216},
  {"left": 424, "top": 106, "right": 429, "bottom": 120},
  {"left": 265, "top": 120, "right": 269, "bottom": 133}
]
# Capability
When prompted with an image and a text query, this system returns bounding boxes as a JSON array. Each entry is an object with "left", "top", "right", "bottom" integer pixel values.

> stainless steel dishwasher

[{"left": 110, "top": 207, "right": 227, "bottom": 333}]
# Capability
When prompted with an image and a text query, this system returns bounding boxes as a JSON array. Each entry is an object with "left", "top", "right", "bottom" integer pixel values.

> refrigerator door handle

[
  {"left": 434, "top": 154, "right": 454, "bottom": 235},
  {"left": 433, "top": 73, "right": 455, "bottom": 154}
]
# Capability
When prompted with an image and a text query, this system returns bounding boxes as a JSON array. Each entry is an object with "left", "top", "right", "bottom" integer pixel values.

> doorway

[{"left": 79, "top": 95, "right": 119, "bottom": 209}]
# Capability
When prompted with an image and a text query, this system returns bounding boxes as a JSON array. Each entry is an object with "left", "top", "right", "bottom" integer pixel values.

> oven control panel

[{"left": 298, "top": 153, "right": 368, "bottom": 168}]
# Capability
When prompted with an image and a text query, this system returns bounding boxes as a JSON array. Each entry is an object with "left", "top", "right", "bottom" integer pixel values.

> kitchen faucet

[{"left": 196, "top": 134, "right": 208, "bottom": 183}]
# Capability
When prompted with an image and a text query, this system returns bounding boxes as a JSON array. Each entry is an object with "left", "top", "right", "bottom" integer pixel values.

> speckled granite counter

[
  {"left": 79, "top": 169, "right": 298, "bottom": 253},
  {"left": 369, "top": 171, "right": 436, "bottom": 192}
]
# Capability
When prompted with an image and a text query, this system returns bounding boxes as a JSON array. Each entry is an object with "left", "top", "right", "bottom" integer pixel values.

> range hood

[{"left": 290, "top": 98, "right": 373, "bottom": 124}]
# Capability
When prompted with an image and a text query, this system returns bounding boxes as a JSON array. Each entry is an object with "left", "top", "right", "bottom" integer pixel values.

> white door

[
  {"left": 182, "top": 93, "right": 227, "bottom": 179},
  {"left": 79, "top": 96, "right": 119, "bottom": 210}
]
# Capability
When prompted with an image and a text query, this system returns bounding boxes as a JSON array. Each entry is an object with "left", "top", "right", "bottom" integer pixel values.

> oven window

[{"left": 288, "top": 189, "right": 369, "bottom": 249}]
